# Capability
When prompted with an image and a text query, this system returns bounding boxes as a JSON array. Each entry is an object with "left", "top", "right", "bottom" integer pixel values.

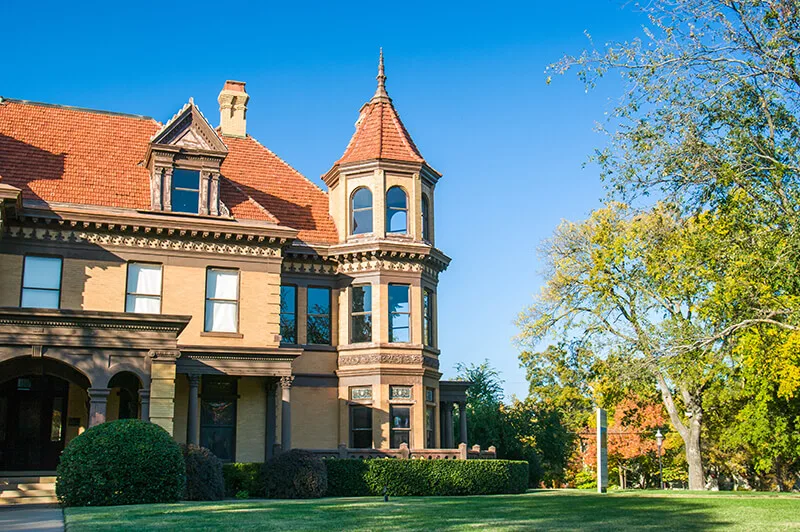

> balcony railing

[{"left": 304, "top": 443, "right": 497, "bottom": 460}]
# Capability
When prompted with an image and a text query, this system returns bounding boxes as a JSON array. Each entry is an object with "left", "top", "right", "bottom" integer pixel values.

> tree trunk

[
  {"left": 686, "top": 417, "right": 704, "bottom": 490},
  {"left": 654, "top": 370, "right": 705, "bottom": 490}
]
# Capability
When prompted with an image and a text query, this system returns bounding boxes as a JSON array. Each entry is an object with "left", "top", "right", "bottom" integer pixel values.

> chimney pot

[{"left": 218, "top": 80, "right": 249, "bottom": 138}]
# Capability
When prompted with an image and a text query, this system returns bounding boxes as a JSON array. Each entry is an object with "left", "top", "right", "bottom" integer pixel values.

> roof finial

[{"left": 372, "top": 47, "right": 390, "bottom": 102}]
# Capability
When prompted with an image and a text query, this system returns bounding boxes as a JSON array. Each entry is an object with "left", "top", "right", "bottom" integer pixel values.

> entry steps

[{"left": 0, "top": 475, "right": 57, "bottom": 505}]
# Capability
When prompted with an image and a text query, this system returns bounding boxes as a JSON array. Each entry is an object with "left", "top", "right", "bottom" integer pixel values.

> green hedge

[
  {"left": 56, "top": 419, "right": 185, "bottom": 506},
  {"left": 325, "top": 459, "right": 528, "bottom": 497},
  {"left": 222, "top": 463, "right": 264, "bottom": 498}
]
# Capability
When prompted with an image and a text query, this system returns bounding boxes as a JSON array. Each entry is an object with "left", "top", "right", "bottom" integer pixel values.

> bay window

[
  {"left": 390, "top": 405, "right": 411, "bottom": 448},
  {"left": 280, "top": 285, "right": 297, "bottom": 344},
  {"left": 350, "top": 405, "right": 373, "bottom": 449},
  {"left": 351, "top": 285, "right": 372, "bottom": 343},
  {"left": 388, "top": 284, "right": 410, "bottom": 343},
  {"left": 307, "top": 287, "right": 331, "bottom": 345}
]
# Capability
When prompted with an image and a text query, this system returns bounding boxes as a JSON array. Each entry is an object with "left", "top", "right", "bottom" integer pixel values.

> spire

[{"left": 372, "top": 48, "right": 390, "bottom": 102}]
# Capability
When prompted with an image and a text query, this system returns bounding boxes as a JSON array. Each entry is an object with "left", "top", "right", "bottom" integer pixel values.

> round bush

[
  {"left": 262, "top": 450, "right": 327, "bottom": 499},
  {"left": 181, "top": 444, "right": 225, "bottom": 501},
  {"left": 56, "top": 419, "right": 186, "bottom": 506}
]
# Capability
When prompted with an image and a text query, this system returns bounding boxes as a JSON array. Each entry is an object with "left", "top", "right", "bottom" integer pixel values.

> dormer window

[{"left": 171, "top": 169, "right": 201, "bottom": 214}]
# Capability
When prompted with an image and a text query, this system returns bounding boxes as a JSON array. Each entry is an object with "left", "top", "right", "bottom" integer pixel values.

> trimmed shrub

[
  {"left": 262, "top": 450, "right": 327, "bottom": 499},
  {"left": 325, "top": 459, "right": 528, "bottom": 497},
  {"left": 223, "top": 463, "right": 264, "bottom": 498},
  {"left": 181, "top": 444, "right": 225, "bottom": 501},
  {"left": 56, "top": 419, "right": 185, "bottom": 507},
  {"left": 324, "top": 459, "right": 370, "bottom": 497}
]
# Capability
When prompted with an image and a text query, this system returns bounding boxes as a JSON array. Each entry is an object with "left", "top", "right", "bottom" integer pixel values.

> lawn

[{"left": 64, "top": 490, "right": 800, "bottom": 531}]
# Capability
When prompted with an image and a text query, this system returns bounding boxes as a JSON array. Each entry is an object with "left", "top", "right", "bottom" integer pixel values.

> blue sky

[{"left": 2, "top": 1, "right": 649, "bottom": 399}]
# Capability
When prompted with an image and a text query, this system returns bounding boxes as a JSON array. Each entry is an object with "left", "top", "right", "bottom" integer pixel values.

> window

[
  {"left": 200, "top": 376, "right": 237, "bottom": 462},
  {"left": 171, "top": 169, "right": 201, "bottom": 214},
  {"left": 307, "top": 287, "right": 331, "bottom": 345},
  {"left": 350, "top": 405, "right": 373, "bottom": 448},
  {"left": 386, "top": 186, "right": 408, "bottom": 234},
  {"left": 125, "top": 263, "right": 162, "bottom": 313},
  {"left": 280, "top": 285, "right": 297, "bottom": 344},
  {"left": 423, "top": 288, "right": 434, "bottom": 347},
  {"left": 351, "top": 187, "right": 373, "bottom": 235},
  {"left": 205, "top": 269, "right": 239, "bottom": 332},
  {"left": 426, "top": 406, "right": 436, "bottom": 448},
  {"left": 351, "top": 285, "right": 372, "bottom": 343},
  {"left": 421, "top": 194, "right": 430, "bottom": 241},
  {"left": 390, "top": 406, "right": 411, "bottom": 448},
  {"left": 21, "top": 256, "right": 62, "bottom": 309},
  {"left": 388, "top": 284, "right": 410, "bottom": 343}
]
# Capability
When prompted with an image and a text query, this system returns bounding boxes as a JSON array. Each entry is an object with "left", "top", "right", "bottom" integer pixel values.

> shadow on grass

[{"left": 64, "top": 490, "right": 750, "bottom": 531}]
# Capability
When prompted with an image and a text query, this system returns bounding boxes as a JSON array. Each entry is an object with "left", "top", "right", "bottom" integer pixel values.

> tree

[
  {"left": 455, "top": 360, "right": 505, "bottom": 448},
  {"left": 518, "top": 202, "right": 741, "bottom": 489}
]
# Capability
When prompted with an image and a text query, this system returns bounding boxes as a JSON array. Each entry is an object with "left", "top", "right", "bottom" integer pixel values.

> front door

[{"left": 0, "top": 375, "right": 69, "bottom": 471}]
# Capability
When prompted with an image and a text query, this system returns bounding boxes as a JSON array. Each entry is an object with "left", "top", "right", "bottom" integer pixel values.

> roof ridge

[
  {"left": 0, "top": 97, "right": 158, "bottom": 122},
  {"left": 244, "top": 134, "right": 329, "bottom": 196}
]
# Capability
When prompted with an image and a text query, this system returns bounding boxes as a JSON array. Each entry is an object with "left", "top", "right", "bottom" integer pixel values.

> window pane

[
  {"left": 391, "top": 431, "right": 410, "bottom": 449},
  {"left": 172, "top": 169, "right": 200, "bottom": 190},
  {"left": 127, "top": 263, "right": 161, "bottom": 296},
  {"left": 126, "top": 295, "right": 160, "bottom": 313},
  {"left": 206, "top": 301, "right": 238, "bottom": 332},
  {"left": 422, "top": 195, "right": 430, "bottom": 240},
  {"left": 201, "top": 400, "right": 236, "bottom": 426},
  {"left": 307, "top": 315, "right": 331, "bottom": 345},
  {"left": 172, "top": 189, "right": 199, "bottom": 214},
  {"left": 280, "top": 286, "right": 296, "bottom": 313},
  {"left": 352, "top": 406, "right": 372, "bottom": 429},
  {"left": 307, "top": 288, "right": 330, "bottom": 314},
  {"left": 387, "top": 210, "right": 407, "bottom": 233},
  {"left": 352, "top": 209, "right": 372, "bottom": 234},
  {"left": 352, "top": 285, "right": 371, "bottom": 313},
  {"left": 200, "top": 427, "right": 234, "bottom": 462},
  {"left": 21, "top": 288, "right": 59, "bottom": 309},
  {"left": 351, "top": 314, "right": 372, "bottom": 343},
  {"left": 388, "top": 285, "right": 409, "bottom": 313},
  {"left": 207, "top": 270, "right": 239, "bottom": 300},
  {"left": 352, "top": 188, "right": 372, "bottom": 209},
  {"left": 23, "top": 256, "right": 61, "bottom": 290},
  {"left": 386, "top": 187, "right": 407, "bottom": 209},
  {"left": 280, "top": 315, "right": 297, "bottom": 344},
  {"left": 353, "top": 430, "right": 373, "bottom": 449},
  {"left": 391, "top": 407, "right": 410, "bottom": 429},
  {"left": 390, "top": 313, "right": 410, "bottom": 343}
]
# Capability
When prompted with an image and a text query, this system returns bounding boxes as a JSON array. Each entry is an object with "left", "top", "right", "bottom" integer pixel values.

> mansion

[{"left": 0, "top": 54, "right": 471, "bottom": 471}]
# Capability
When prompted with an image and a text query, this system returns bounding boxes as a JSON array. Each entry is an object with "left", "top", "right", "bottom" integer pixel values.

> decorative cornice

[
  {"left": 338, "top": 353, "right": 439, "bottom": 370},
  {"left": 0, "top": 308, "right": 191, "bottom": 333}
]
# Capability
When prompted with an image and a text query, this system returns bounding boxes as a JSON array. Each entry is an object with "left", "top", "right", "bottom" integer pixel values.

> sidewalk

[{"left": 0, "top": 505, "right": 64, "bottom": 531}]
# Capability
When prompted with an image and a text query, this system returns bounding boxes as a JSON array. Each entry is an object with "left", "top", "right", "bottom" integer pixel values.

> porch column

[
  {"left": 139, "top": 389, "right": 150, "bottom": 421},
  {"left": 280, "top": 376, "right": 293, "bottom": 452},
  {"left": 187, "top": 374, "right": 201, "bottom": 446},
  {"left": 88, "top": 388, "right": 111, "bottom": 427},
  {"left": 148, "top": 349, "right": 180, "bottom": 436},
  {"left": 459, "top": 401, "right": 468, "bottom": 445},
  {"left": 444, "top": 401, "right": 454, "bottom": 448},
  {"left": 265, "top": 379, "right": 277, "bottom": 461}
]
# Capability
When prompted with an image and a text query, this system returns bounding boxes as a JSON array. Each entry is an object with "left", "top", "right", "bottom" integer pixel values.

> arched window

[
  {"left": 421, "top": 194, "right": 430, "bottom": 241},
  {"left": 386, "top": 186, "right": 408, "bottom": 234},
  {"left": 351, "top": 188, "right": 373, "bottom": 235}
]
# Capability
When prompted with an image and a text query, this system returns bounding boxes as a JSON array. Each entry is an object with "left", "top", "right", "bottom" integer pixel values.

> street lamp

[{"left": 655, "top": 429, "right": 664, "bottom": 490}]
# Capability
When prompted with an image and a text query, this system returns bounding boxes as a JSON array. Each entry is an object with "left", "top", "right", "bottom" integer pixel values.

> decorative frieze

[
  {"left": 7, "top": 225, "right": 284, "bottom": 258},
  {"left": 390, "top": 385, "right": 412, "bottom": 400},
  {"left": 339, "top": 353, "right": 439, "bottom": 370},
  {"left": 350, "top": 386, "right": 372, "bottom": 400}
]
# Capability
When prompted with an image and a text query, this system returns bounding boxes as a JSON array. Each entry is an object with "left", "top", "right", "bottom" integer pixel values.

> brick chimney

[{"left": 218, "top": 80, "right": 249, "bottom": 138}]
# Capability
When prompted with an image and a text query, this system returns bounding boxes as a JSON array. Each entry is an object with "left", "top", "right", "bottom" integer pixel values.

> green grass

[{"left": 64, "top": 490, "right": 800, "bottom": 531}]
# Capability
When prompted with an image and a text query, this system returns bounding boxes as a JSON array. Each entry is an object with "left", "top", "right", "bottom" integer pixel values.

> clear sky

[{"left": 2, "top": 0, "right": 649, "bottom": 400}]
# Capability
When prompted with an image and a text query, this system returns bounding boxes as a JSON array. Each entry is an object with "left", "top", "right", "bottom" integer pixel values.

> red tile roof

[
  {"left": 0, "top": 99, "right": 338, "bottom": 244},
  {"left": 337, "top": 98, "right": 424, "bottom": 165}
]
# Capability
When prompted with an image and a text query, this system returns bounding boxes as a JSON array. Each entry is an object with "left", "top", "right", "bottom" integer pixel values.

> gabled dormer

[{"left": 146, "top": 98, "right": 229, "bottom": 216}]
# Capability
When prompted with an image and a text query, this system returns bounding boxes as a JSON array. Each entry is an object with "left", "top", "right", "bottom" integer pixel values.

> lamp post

[{"left": 655, "top": 429, "right": 664, "bottom": 490}]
